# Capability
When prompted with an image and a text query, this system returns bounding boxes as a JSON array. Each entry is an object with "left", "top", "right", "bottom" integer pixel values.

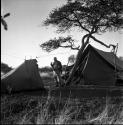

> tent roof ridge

[{"left": 87, "top": 44, "right": 123, "bottom": 70}]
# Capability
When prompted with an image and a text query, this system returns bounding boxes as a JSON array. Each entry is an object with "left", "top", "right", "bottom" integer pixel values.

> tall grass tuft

[
  {"left": 1, "top": 94, "right": 123, "bottom": 124},
  {"left": 89, "top": 96, "right": 123, "bottom": 124}
]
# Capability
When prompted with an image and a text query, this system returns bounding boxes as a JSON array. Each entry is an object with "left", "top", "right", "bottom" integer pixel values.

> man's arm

[
  {"left": 51, "top": 62, "right": 55, "bottom": 71},
  {"left": 50, "top": 62, "right": 53, "bottom": 67}
]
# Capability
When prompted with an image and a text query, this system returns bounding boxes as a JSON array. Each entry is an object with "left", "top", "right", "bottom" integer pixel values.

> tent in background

[
  {"left": 1, "top": 59, "right": 44, "bottom": 93},
  {"left": 66, "top": 44, "right": 123, "bottom": 86}
]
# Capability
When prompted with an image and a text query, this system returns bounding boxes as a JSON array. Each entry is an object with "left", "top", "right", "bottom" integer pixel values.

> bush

[{"left": 39, "top": 66, "right": 52, "bottom": 73}]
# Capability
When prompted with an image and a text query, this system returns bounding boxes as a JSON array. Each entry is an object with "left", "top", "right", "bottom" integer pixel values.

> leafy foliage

[
  {"left": 41, "top": 0, "right": 123, "bottom": 83},
  {"left": 39, "top": 66, "right": 52, "bottom": 72},
  {"left": 40, "top": 36, "right": 79, "bottom": 52},
  {"left": 44, "top": 0, "right": 123, "bottom": 34},
  {"left": 119, "top": 56, "right": 123, "bottom": 61},
  {"left": 41, "top": 0, "right": 123, "bottom": 52},
  {"left": 68, "top": 54, "right": 76, "bottom": 64}
]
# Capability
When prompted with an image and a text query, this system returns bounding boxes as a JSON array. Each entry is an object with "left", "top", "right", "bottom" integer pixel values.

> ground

[{"left": 1, "top": 71, "right": 123, "bottom": 124}]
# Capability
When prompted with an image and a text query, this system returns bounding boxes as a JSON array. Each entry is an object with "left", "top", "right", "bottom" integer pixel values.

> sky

[{"left": 1, "top": 0, "right": 123, "bottom": 68}]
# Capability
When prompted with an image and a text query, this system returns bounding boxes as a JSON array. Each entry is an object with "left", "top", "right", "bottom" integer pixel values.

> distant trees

[
  {"left": 119, "top": 56, "right": 123, "bottom": 61},
  {"left": 1, "top": 62, "right": 12, "bottom": 73},
  {"left": 41, "top": 0, "right": 123, "bottom": 84},
  {"left": 39, "top": 66, "right": 52, "bottom": 73},
  {"left": 68, "top": 54, "right": 76, "bottom": 65}
]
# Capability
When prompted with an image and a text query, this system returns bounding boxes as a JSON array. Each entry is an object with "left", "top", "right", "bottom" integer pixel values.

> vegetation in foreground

[{"left": 1, "top": 93, "right": 123, "bottom": 124}]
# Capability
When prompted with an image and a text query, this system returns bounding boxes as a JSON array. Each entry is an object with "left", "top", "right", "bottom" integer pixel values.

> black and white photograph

[{"left": 1, "top": 0, "right": 123, "bottom": 124}]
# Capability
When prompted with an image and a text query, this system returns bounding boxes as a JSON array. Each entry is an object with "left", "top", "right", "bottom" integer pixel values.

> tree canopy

[
  {"left": 44, "top": 0, "right": 122, "bottom": 34},
  {"left": 40, "top": 36, "right": 80, "bottom": 52},
  {"left": 41, "top": 0, "right": 123, "bottom": 52},
  {"left": 41, "top": 0, "right": 123, "bottom": 84}
]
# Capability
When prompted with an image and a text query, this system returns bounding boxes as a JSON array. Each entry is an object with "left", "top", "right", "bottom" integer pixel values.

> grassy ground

[
  {"left": 1, "top": 72, "right": 123, "bottom": 124},
  {"left": 1, "top": 92, "right": 123, "bottom": 124}
]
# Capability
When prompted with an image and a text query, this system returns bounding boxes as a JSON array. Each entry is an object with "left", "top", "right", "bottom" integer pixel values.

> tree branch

[
  {"left": 64, "top": 16, "right": 77, "bottom": 22},
  {"left": 64, "top": 16, "right": 90, "bottom": 33},
  {"left": 81, "top": 34, "right": 89, "bottom": 45},
  {"left": 90, "top": 35, "right": 112, "bottom": 48},
  {"left": 73, "top": 12, "right": 91, "bottom": 33},
  {"left": 59, "top": 45, "right": 80, "bottom": 50}
]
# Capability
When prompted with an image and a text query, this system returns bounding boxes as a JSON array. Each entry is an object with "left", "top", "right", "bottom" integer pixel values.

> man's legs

[
  {"left": 57, "top": 71, "right": 65, "bottom": 87},
  {"left": 53, "top": 71, "right": 59, "bottom": 87},
  {"left": 54, "top": 70, "right": 64, "bottom": 87},
  {"left": 54, "top": 70, "right": 62, "bottom": 87}
]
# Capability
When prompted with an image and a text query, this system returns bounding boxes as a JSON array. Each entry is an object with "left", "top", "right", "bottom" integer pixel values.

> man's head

[{"left": 54, "top": 57, "right": 57, "bottom": 61}]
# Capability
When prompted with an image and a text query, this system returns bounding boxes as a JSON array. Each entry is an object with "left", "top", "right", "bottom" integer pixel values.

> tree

[
  {"left": 119, "top": 56, "right": 123, "bottom": 61},
  {"left": 1, "top": 62, "right": 12, "bottom": 73},
  {"left": 42, "top": 0, "right": 123, "bottom": 84},
  {"left": 68, "top": 54, "right": 76, "bottom": 65},
  {"left": 40, "top": 36, "right": 80, "bottom": 52},
  {"left": 1, "top": 13, "right": 10, "bottom": 30}
]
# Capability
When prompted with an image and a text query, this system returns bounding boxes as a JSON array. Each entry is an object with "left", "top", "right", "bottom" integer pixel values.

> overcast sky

[{"left": 1, "top": 0, "right": 123, "bottom": 68}]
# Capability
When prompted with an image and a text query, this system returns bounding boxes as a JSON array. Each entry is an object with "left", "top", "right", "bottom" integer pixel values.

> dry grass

[
  {"left": 1, "top": 93, "right": 123, "bottom": 124},
  {"left": 89, "top": 97, "right": 123, "bottom": 124}
]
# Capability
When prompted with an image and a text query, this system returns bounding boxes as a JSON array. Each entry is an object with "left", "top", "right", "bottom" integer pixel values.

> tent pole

[
  {"left": 114, "top": 43, "right": 118, "bottom": 85},
  {"left": 65, "top": 60, "right": 69, "bottom": 76}
]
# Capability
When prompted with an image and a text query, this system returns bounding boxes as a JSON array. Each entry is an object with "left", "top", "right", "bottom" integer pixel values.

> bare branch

[
  {"left": 90, "top": 35, "right": 112, "bottom": 48},
  {"left": 59, "top": 45, "right": 80, "bottom": 50},
  {"left": 40, "top": 36, "right": 80, "bottom": 52},
  {"left": 73, "top": 11, "right": 91, "bottom": 33}
]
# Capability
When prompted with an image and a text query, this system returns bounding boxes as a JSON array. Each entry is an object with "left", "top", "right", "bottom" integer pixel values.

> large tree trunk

[{"left": 65, "top": 34, "right": 90, "bottom": 85}]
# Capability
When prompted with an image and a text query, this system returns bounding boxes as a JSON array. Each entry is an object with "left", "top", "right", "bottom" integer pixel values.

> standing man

[{"left": 51, "top": 57, "right": 63, "bottom": 87}]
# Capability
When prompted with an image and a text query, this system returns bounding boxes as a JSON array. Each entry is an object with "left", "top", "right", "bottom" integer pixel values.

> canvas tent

[
  {"left": 1, "top": 59, "right": 44, "bottom": 93},
  {"left": 66, "top": 44, "right": 123, "bottom": 86}
]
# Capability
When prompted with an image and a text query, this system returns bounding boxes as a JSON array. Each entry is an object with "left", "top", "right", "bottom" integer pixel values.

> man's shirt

[{"left": 52, "top": 60, "right": 62, "bottom": 72}]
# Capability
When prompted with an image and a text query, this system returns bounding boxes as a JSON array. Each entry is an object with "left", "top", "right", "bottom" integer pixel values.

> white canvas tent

[{"left": 1, "top": 59, "right": 44, "bottom": 93}]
